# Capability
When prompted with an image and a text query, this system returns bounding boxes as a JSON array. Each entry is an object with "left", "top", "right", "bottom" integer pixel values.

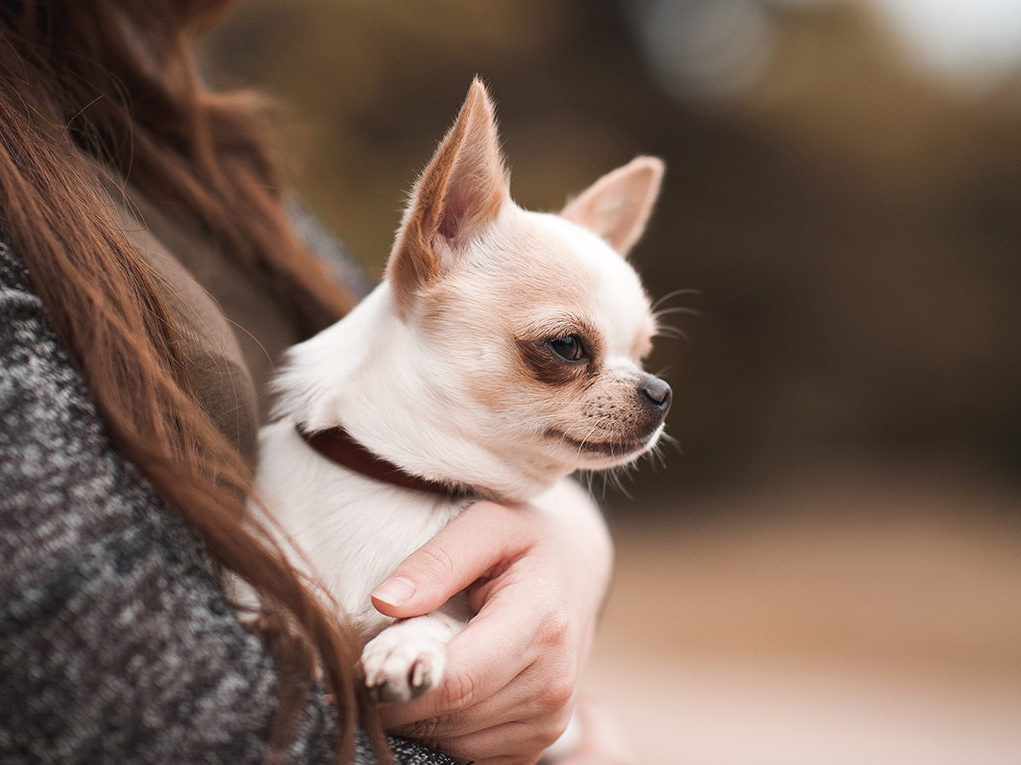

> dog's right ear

[
  {"left": 387, "top": 78, "right": 508, "bottom": 313},
  {"left": 561, "top": 156, "right": 664, "bottom": 257}
]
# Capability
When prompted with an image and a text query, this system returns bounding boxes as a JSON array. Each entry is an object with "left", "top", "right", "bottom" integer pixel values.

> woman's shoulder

[
  {"left": 0, "top": 236, "right": 320, "bottom": 762},
  {"left": 288, "top": 196, "right": 376, "bottom": 299},
  {"left": 0, "top": 238, "right": 38, "bottom": 296},
  {"left": 0, "top": 237, "right": 452, "bottom": 764}
]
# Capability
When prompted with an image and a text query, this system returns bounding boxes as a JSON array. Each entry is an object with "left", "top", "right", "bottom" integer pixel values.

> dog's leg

[{"left": 360, "top": 593, "right": 470, "bottom": 704}]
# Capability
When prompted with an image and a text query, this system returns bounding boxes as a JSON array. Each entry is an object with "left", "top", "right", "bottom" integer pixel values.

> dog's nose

[{"left": 638, "top": 375, "right": 672, "bottom": 416}]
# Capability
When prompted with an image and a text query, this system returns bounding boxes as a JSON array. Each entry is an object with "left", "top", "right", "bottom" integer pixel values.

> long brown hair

[{"left": 0, "top": 1, "right": 386, "bottom": 760}]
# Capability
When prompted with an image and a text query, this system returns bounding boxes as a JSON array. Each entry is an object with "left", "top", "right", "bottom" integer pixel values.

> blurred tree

[{"left": 204, "top": 0, "right": 1021, "bottom": 507}]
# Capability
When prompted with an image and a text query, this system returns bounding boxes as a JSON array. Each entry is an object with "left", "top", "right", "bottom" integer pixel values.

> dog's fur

[{"left": 254, "top": 79, "right": 669, "bottom": 704}]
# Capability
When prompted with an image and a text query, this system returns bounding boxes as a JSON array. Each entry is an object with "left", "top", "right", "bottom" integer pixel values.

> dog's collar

[{"left": 295, "top": 423, "right": 473, "bottom": 500}]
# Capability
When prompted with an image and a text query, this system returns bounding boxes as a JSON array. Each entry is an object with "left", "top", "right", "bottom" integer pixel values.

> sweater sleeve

[
  {"left": 0, "top": 244, "right": 452, "bottom": 764},
  {"left": 288, "top": 196, "right": 376, "bottom": 300}
]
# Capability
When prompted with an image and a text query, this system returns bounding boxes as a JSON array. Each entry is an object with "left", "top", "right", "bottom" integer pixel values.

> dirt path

[{"left": 583, "top": 476, "right": 1021, "bottom": 763}]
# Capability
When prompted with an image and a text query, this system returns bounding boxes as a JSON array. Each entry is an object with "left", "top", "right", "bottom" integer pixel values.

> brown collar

[{"left": 296, "top": 424, "right": 473, "bottom": 499}]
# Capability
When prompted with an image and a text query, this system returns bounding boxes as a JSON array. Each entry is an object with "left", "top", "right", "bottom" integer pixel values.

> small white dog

[{"left": 254, "top": 79, "right": 670, "bottom": 703}]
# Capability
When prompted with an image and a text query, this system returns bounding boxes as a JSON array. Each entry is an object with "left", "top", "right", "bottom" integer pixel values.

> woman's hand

[{"left": 369, "top": 479, "right": 613, "bottom": 764}]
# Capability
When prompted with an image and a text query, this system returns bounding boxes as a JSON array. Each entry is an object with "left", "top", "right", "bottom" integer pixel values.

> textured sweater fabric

[{"left": 0, "top": 242, "right": 454, "bottom": 764}]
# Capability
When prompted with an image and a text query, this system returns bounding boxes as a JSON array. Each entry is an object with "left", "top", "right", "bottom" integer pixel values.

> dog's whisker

[
  {"left": 610, "top": 468, "right": 631, "bottom": 499},
  {"left": 658, "top": 439, "right": 670, "bottom": 465},
  {"left": 654, "top": 325, "right": 690, "bottom": 343},
  {"left": 653, "top": 305, "right": 703, "bottom": 319},
  {"left": 658, "top": 431, "right": 684, "bottom": 457},
  {"left": 650, "top": 441, "right": 669, "bottom": 470},
  {"left": 651, "top": 287, "right": 702, "bottom": 312}
]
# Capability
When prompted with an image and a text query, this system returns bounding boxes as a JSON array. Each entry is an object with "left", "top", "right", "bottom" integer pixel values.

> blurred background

[{"left": 204, "top": 1, "right": 1021, "bottom": 762}]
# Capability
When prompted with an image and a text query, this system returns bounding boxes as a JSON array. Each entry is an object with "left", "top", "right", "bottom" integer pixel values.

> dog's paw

[{"left": 360, "top": 628, "right": 446, "bottom": 704}]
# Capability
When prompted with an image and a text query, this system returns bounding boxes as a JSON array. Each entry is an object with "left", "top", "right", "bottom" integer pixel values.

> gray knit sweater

[{"left": 0, "top": 242, "right": 454, "bottom": 764}]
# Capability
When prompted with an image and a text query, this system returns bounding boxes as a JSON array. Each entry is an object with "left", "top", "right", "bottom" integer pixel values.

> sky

[
  {"left": 864, "top": 0, "right": 1021, "bottom": 85},
  {"left": 634, "top": 0, "right": 1021, "bottom": 100}
]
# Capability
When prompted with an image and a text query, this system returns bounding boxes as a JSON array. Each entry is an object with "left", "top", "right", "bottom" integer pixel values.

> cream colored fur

[{"left": 253, "top": 79, "right": 668, "bottom": 708}]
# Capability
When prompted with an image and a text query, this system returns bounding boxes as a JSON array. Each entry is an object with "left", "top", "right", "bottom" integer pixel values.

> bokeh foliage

[{"left": 204, "top": 0, "right": 1021, "bottom": 504}]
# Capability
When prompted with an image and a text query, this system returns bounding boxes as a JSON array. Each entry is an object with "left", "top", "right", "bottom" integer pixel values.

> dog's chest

[{"left": 256, "top": 419, "right": 468, "bottom": 632}]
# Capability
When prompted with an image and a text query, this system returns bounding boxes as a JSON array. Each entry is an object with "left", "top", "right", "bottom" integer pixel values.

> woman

[{"left": 0, "top": 1, "right": 614, "bottom": 763}]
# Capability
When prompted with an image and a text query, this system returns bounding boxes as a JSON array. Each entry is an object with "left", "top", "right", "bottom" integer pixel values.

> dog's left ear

[
  {"left": 560, "top": 156, "right": 664, "bottom": 257},
  {"left": 387, "top": 78, "right": 508, "bottom": 312}
]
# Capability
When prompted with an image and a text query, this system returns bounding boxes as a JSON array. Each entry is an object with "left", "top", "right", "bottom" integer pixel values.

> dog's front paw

[{"left": 360, "top": 627, "right": 446, "bottom": 703}]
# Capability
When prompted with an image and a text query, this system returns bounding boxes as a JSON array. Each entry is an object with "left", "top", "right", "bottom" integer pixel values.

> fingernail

[{"left": 372, "top": 576, "right": 415, "bottom": 608}]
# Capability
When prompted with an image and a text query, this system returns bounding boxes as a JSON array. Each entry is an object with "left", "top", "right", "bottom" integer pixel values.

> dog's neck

[{"left": 296, "top": 423, "right": 474, "bottom": 499}]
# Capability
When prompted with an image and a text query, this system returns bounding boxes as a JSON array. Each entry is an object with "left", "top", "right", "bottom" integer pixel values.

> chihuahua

[{"left": 254, "top": 78, "right": 670, "bottom": 704}]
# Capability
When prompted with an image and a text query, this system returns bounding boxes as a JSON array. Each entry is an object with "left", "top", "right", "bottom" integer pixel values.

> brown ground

[{"left": 584, "top": 470, "right": 1021, "bottom": 764}]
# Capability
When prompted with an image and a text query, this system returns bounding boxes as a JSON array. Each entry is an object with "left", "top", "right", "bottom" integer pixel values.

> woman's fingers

[
  {"left": 371, "top": 501, "right": 533, "bottom": 618},
  {"left": 378, "top": 585, "right": 546, "bottom": 730},
  {"left": 420, "top": 709, "right": 574, "bottom": 765},
  {"left": 386, "top": 655, "right": 574, "bottom": 741}
]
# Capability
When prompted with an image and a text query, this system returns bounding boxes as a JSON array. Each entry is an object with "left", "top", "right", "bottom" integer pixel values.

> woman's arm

[
  {"left": 0, "top": 244, "right": 452, "bottom": 764},
  {"left": 370, "top": 482, "right": 615, "bottom": 764}
]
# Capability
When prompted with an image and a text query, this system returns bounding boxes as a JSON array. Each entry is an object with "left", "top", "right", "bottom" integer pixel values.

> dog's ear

[
  {"left": 387, "top": 77, "right": 508, "bottom": 312},
  {"left": 560, "top": 156, "right": 664, "bottom": 257}
]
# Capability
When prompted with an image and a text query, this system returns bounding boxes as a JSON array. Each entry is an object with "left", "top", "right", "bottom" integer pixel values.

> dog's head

[{"left": 381, "top": 79, "right": 669, "bottom": 484}]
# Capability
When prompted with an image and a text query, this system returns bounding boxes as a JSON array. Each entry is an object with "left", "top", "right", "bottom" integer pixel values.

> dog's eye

[{"left": 548, "top": 335, "right": 585, "bottom": 362}]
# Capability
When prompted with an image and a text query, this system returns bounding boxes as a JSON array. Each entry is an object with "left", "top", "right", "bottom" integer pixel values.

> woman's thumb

[{"left": 369, "top": 500, "right": 527, "bottom": 618}]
